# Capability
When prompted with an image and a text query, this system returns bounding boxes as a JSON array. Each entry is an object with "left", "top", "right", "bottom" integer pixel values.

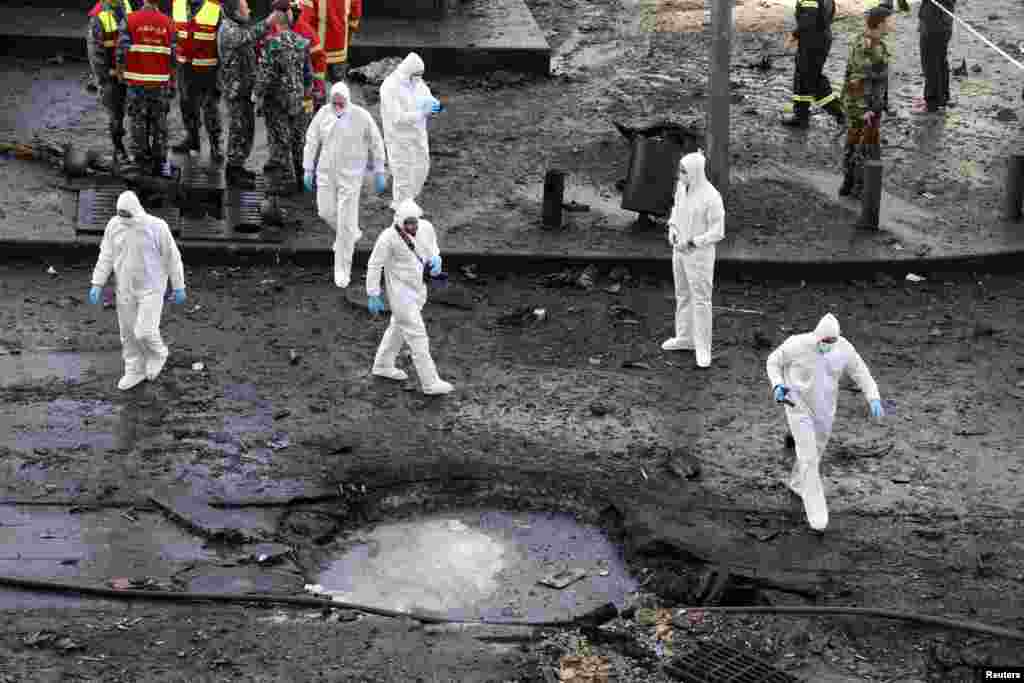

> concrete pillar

[
  {"left": 1006, "top": 153, "right": 1024, "bottom": 221},
  {"left": 858, "top": 159, "right": 883, "bottom": 230},
  {"left": 542, "top": 170, "right": 565, "bottom": 229}
]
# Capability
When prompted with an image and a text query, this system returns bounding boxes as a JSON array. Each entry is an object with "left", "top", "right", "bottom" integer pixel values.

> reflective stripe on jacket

[
  {"left": 299, "top": 0, "right": 362, "bottom": 65},
  {"left": 124, "top": 7, "right": 173, "bottom": 86},
  {"left": 189, "top": 0, "right": 222, "bottom": 70}
]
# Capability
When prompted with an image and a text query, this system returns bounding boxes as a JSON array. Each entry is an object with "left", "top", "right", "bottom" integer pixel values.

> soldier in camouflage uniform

[
  {"left": 839, "top": 5, "right": 893, "bottom": 199},
  {"left": 117, "top": 0, "right": 177, "bottom": 175},
  {"left": 217, "top": 0, "right": 274, "bottom": 187},
  {"left": 254, "top": 1, "right": 313, "bottom": 196},
  {"left": 87, "top": 0, "right": 134, "bottom": 162}
]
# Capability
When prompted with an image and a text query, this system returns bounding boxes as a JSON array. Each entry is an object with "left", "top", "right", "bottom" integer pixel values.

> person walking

[
  {"left": 661, "top": 151, "right": 725, "bottom": 369},
  {"left": 254, "top": 0, "right": 313, "bottom": 196},
  {"left": 379, "top": 52, "right": 443, "bottom": 210},
  {"left": 87, "top": 0, "right": 134, "bottom": 165},
  {"left": 217, "top": 0, "right": 274, "bottom": 187},
  {"left": 302, "top": 81, "right": 387, "bottom": 289},
  {"left": 838, "top": 4, "right": 894, "bottom": 198},
  {"left": 781, "top": 0, "right": 845, "bottom": 129},
  {"left": 88, "top": 191, "right": 186, "bottom": 391},
  {"left": 171, "top": 0, "right": 224, "bottom": 161},
  {"left": 914, "top": 0, "right": 955, "bottom": 113},
  {"left": 117, "top": 0, "right": 176, "bottom": 175},
  {"left": 366, "top": 200, "right": 453, "bottom": 395},
  {"left": 767, "top": 313, "right": 884, "bottom": 532}
]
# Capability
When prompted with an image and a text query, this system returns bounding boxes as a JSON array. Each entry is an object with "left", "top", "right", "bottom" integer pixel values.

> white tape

[{"left": 926, "top": 0, "right": 1024, "bottom": 72}]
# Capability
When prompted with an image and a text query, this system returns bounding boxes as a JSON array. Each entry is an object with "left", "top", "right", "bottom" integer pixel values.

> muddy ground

[
  {"left": 1, "top": 261, "right": 1023, "bottom": 681},
  {"left": 1, "top": 0, "right": 1024, "bottom": 680}
]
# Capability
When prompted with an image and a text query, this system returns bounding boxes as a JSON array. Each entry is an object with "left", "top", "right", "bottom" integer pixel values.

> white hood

[
  {"left": 813, "top": 313, "right": 841, "bottom": 340},
  {"left": 396, "top": 52, "right": 425, "bottom": 79},
  {"left": 116, "top": 190, "right": 145, "bottom": 221},
  {"left": 393, "top": 199, "right": 423, "bottom": 226}
]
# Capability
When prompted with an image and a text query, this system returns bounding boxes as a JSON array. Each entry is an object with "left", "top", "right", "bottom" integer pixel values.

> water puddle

[
  {"left": 0, "top": 351, "right": 122, "bottom": 388},
  {"left": 0, "top": 399, "right": 118, "bottom": 453},
  {"left": 0, "top": 504, "right": 218, "bottom": 609},
  {"left": 313, "top": 509, "right": 637, "bottom": 622}
]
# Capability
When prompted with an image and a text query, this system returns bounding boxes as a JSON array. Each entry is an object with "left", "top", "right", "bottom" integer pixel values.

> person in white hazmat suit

[
  {"left": 87, "top": 191, "right": 186, "bottom": 391},
  {"left": 379, "top": 52, "right": 442, "bottom": 210},
  {"left": 767, "top": 313, "right": 885, "bottom": 531},
  {"left": 303, "top": 81, "right": 387, "bottom": 289},
  {"left": 365, "top": 199, "right": 453, "bottom": 396},
  {"left": 662, "top": 150, "right": 725, "bottom": 368}
]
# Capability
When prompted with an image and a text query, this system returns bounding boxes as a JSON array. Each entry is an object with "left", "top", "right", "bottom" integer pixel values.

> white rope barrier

[{"left": 924, "top": 0, "right": 1024, "bottom": 72}]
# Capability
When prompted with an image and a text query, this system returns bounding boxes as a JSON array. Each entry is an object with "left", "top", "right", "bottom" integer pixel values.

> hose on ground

[
  {"left": 0, "top": 574, "right": 611, "bottom": 628},
  {"left": 670, "top": 606, "right": 1024, "bottom": 642},
  {"left": 1, "top": 574, "right": 1023, "bottom": 641}
]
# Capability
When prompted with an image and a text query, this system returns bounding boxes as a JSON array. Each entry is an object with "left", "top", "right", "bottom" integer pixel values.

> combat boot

[
  {"left": 112, "top": 131, "right": 127, "bottom": 157},
  {"left": 824, "top": 100, "right": 846, "bottom": 128},
  {"left": 209, "top": 134, "right": 224, "bottom": 165},
  {"left": 781, "top": 105, "right": 810, "bottom": 128},
  {"left": 225, "top": 165, "right": 256, "bottom": 189},
  {"left": 839, "top": 143, "right": 856, "bottom": 197},
  {"left": 172, "top": 129, "right": 199, "bottom": 154}
]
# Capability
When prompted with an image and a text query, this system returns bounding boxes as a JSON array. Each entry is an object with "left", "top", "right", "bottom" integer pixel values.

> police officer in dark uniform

[
  {"left": 781, "top": 0, "right": 846, "bottom": 129},
  {"left": 917, "top": 0, "right": 955, "bottom": 113}
]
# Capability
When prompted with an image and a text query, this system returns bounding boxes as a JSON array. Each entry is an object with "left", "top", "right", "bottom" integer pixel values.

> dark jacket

[{"left": 919, "top": 0, "right": 955, "bottom": 34}]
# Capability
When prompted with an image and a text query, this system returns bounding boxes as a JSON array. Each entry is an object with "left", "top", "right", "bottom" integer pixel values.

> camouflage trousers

[
  {"left": 263, "top": 105, "right": 306, "bottom": 191},
  {"left": 177, "top": 66, "right": 222, "bottom": 143},
  {"left": 126, "top": 86, "right": 170, "bottom": 162},
  {"left": 100, "top": 79, "right": 127, "bottom": 139},
  {"left": 225, "top": 95, "right": 255, "bottom": 168}
]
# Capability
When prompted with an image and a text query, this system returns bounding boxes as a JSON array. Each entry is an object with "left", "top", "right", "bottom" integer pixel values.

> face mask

[{"left": 817, "top": 341, "right": 834, "bottom": 355}]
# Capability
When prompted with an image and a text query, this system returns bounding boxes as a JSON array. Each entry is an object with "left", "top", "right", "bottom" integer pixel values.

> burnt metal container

[{"left": 620, "top": 136, "right": 684, "bottom": 217}]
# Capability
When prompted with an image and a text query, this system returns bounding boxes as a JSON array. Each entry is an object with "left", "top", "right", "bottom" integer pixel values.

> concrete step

[{"left": 0, "top": 0, "right": 550, "bottom": 75}]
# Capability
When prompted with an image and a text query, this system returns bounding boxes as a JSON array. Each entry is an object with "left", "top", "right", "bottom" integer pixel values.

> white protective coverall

[
  {"left": 303, "top": 81, "right": 387, "bottom": 288},
  {"left": 366, "top": 200, "right": 452, "bottom": 394},
  {"left": 379, "top": 52, "right": 434, "bottom": 210},
  {"left": 91, "top": 191, "right": 185, "bottom": 390},
  {"left": 766, "top": 314, "right": 881, "bottom": 530},
  {"left": 665, "top": 151, "right": 725, "bottom": 366}
]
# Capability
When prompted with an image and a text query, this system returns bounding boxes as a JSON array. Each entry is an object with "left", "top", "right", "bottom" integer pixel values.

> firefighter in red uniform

[
  {"left": 171, "top": 0, "right": 224, "bottom": 162},
  {"left": 298, "top": 0, "right": 362, "bottom": 86},
  {"left": 87, "top": 0, "right": 134, "bottom": 162},
  {"left": 117, "top": 0, "right": 177, "bottom": 175}
]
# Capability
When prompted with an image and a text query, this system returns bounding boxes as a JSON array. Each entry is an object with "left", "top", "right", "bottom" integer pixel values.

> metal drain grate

[
  {"left": 664, "top": 641, "right": 799, "bottom": 683},
  {"left": 179, "top": 162, "right": 226, "bottom": 191},
  {"left": 181, "top": 200, "right": 282, "bottom": 243},
  {"left": 231, "top": 191, "right": 264, "bottom": 231},
  {"left": 76, "top": 187, "right": 181, "bottom": 237}
]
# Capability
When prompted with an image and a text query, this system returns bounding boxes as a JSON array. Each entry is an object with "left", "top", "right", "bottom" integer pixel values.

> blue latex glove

[
  {"left": 773, "top": 384, "right": 789, "bottom": 403},
  {"left": 416, "top": 96, "right": 432, "bottom": 113},
  {"left": 374, "top": 172, "right": 387, "bottom": 194},
  {"left": 173, "top": 288, "right": 186, "bottom": 305},
  {"left": 869, "top": 399, "right": 884, "bottom": 418},
  {"left": 428, "top": 255, "right": 442, "bottom": 276},
  {"left": 303, "top": 172, "right": 314, "bottom": 193},
  {"left": 88, "top": 286, "right": 102, "bottom": 305},
  {"left": 368, "top": 294, "right": 385, "bottom": 315},
  {"left": 430, "top": 97, "right": 442, "bottom": 114}
]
